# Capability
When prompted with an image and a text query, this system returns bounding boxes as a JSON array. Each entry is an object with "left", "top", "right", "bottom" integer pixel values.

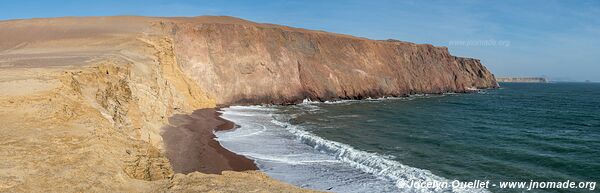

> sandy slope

[{"left": 0, "top": 16, "right": 312, "bottom": 192}]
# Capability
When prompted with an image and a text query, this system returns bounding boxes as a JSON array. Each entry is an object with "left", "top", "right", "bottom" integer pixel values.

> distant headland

[{"left": 496, "top": 77, "right": 548, "bottom": 83}]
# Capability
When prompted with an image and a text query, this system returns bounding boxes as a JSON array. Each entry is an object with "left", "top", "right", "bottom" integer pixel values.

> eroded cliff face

[
  {"left": 165, "top": 16, "right": 498, "bottom": 105},
  {"left": 0, "top": 17, "right": 311, "bottom": 192}
]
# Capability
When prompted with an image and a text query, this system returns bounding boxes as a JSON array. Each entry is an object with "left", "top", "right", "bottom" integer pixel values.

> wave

[
  {"left": 221, "top": 105, "right": 277, "bottom": 117},
  {"left": 226, "top": 105, "right": 278, "bottom": 111},
  {"left": 271, "top": 119, "right": 489, "bottom": 193},
  {"left": 220, "top": 105, "right": 489, "bottom": 192},
  {"left": 218, "top": 122, "right": 268, "bottom": 138},
  {"left": 247, "top": 153, "right": 341, "bottom": 165},
  {"left": 299, "top": 93, "right": 455, "bottom": 106}
]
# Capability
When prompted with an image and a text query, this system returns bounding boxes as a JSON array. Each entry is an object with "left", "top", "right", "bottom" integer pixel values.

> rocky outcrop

[{"left": 165, "top": 16, "right": 498, "bottom": 105}]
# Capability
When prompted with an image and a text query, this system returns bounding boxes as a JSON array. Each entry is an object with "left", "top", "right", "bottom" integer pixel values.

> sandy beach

[{"left": 162, "top": 109, "right": 258, "bottom": 174}]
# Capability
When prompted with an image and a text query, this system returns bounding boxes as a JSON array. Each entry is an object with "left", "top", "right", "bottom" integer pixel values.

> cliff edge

[
  {"left": 166, "top": 16, "right": 498, "bottom": 105},
  {"left": 0, "top": 16, "right": 312, "bottom": 193}
]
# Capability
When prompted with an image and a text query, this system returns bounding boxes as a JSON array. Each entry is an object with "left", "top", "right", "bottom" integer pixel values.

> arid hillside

[{"left": 0, "top": 16, "right": 312, "bottom": 192}]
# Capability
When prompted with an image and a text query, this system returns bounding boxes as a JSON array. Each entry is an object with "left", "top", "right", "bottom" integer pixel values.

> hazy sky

[{"left": 1, "top": 0, "right": 598, "bottom": 81}]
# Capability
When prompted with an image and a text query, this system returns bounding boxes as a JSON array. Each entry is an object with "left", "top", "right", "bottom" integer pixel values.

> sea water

[{"left": 216, "top": 83, "right": 600, "bottom": 192}]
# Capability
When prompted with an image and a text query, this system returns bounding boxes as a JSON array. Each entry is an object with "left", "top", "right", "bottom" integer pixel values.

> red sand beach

[{"left": 161, "top": 108, "right": 258, "bottom": 174}]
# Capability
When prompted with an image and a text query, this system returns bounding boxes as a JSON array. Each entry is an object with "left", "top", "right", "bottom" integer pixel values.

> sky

[{"left": 1, "top": 0, "right": 598, "bottom": 81}]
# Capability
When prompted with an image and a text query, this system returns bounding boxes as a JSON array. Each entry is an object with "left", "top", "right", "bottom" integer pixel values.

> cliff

[
  {"left": 0, "top": 16, "right": 312, "bottom": 192},
  {"left": 0, "top": 16, "right": 496, "bottom": 192},
  {"left": 496, "top": 77, "right": 548, "bottom": 83},
  {"left": 166, "top": 16, "right": 498, "bottom": 105}
]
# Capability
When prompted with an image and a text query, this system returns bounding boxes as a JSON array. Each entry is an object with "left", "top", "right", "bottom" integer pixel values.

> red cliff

[{"left": 165, "top": 16, "right": 498, "bottom": 105}]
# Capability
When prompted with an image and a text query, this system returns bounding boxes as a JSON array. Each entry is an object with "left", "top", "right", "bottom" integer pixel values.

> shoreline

[
  {"left": 216, "top": 105, "right": 446, "bottom": 192},
  {"left": 161, "top": 108, "right": 258, "bottom": 174},
  {"left": 160, "top": 92, "right": 486, "bottom": 176}
]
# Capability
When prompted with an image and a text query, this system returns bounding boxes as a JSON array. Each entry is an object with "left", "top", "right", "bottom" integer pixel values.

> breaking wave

[
  {"left": 219, "top": 105, "right": 489, "bottom": 193},
  {"left": 271, "top": 119, "right": 490, "bottom": 193}
]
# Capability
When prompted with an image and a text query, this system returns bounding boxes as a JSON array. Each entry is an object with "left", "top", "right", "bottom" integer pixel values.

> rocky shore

[
  {"left": 0, "top": 16, "right": 497, "bottom": 192},
  {"left": 496, "top": 77, "right": 548, "bottom": 83}
]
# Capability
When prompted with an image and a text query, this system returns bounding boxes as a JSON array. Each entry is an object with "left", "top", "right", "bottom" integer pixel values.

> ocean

[{"left": 216, "top": 83, "right": 600, "bottom": 193}]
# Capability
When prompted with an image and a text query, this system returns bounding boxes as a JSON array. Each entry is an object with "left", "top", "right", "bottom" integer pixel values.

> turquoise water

[{"left": 217, "top": 83, "right": 599, "bottom": 192}]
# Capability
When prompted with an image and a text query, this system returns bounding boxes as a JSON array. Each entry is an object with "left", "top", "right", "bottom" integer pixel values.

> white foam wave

[
  {"left": 218, "top": 122, "right": 267, "bottom": 139},
  {"left": 220, "top": 105, "right": 489, "bottom": 193},
  {"left": 226, "top": 105, "right": 278, "bottom": 111},
  {"left": 221, "top": 110, "right": 271, "bottom": 117},
  {"left": 271, "top": 119, "right": 489, "bottom": 193},
  {"left": 301, "top": 95, "right": 431, "bottom": 106},
  {"left": 302, "top": 98, "right": 358, "bottom": 105},
  {"left": 220, "top": 106, "right": 277, "bottom": 117},
  {"left": 248, "top": 153, "right": 341, "bottom": 165},
  {"left": 298, "top": 92, "right": 481, "bottom": 107}
]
